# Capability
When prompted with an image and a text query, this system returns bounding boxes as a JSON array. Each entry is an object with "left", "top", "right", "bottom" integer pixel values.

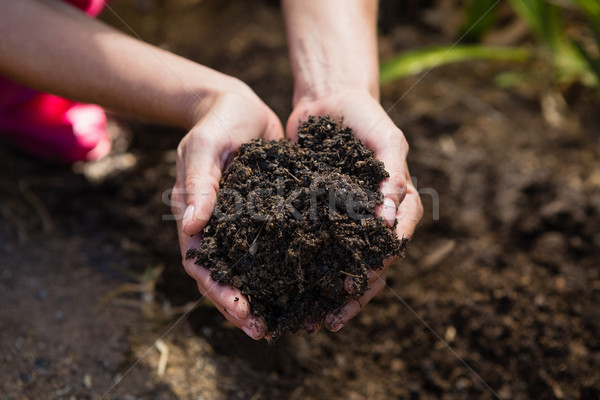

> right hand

[
  {"left": 172, "top": 84, "right": 284, "bottom": 340},
  {"left": 287, "top": 88, "right": 423, "bottom": 333}
]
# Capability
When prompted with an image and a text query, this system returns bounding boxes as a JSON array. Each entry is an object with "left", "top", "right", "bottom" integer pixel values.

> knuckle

[
  {"left": 183, "top": 176, "right": 198, "bottom": 197},
  {"left": 416, "top": 195, "right": 425, "bottom": 219},
  {"left": 195, "top": 283, "right": 208, "bottom": 297},
  {"left": 170, "top": 186, "right": 182, "bottom": 214},
  {"left": 176, "top": 140, "right": 185, "bottom": 160},
  {"left": 401, "top": 136, "right": 409, "bottom": 155},
  {"left": 387, "top": 173, "right": 407, "bottom": 192},
  {"left": 189, "top": 129, "right": 215, "bottom": 149}
]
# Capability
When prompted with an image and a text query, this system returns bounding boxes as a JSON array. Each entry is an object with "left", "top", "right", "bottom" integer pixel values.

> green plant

[
  {"left": 380, "top": 0, "right": 600, "bottom": 92},
  {"left": 460, "top": 0, "right": 499, "bottom": 42},
  {"left": 380, "top": 44, "right": 530, "bottom": 83},
  {"left": 571, "top": 0, "right": 600, "bottom": 84},
  {"left": 507, "top": 0, "right": 597, "bottom": 87}
]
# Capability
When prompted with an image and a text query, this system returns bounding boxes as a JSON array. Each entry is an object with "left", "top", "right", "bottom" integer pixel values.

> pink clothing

[
  {"left": 64, "top": 0, "right": 106, "bottom": 17},
  {"left": 0, "top": 0, "right": 110, "bottom": 162}
]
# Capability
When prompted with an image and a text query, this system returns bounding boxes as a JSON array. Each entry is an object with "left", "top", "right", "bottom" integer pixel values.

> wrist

[
  {"left": 283, "top": 0, "right": 380, "bottom": 107},
  {"left": 294, "top": 72, "right": 379, "bottom": 103},
  {"left": 184, "top": 75, "right": 255, "bottom": 128},
  {"left": 293, "top": 85, "right": 378, "bottom": 109}
]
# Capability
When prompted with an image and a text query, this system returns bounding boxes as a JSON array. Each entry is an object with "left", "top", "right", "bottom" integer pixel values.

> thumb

[
  {"left": 374, "top": 137, "right": 409, "bottom": 227},
  {"left": 285, "top": 109, "right": 305, "bottom": 141},
  {"left": 176, "top": 127, "right": 225, "bottom": 236}
]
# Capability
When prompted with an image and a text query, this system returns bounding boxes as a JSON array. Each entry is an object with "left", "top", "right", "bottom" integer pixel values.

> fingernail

[
  {"left": 182, "top": 205, "right": 194, "bottom": 230},
  {"left": 241, "top": 317, "right": 267, "bottom": 340},
  {"left": 324, "top": 313, "right": 345, "bottom": 332},
  {"left": 305, "top": 321, "right": 320, "bottom": 333},
  {"left": 344, "top": 276, "right": 355, "bottom": 294},
  {"left": 382, "top": 197, "right": 397, "bottom": 227},
  {"left": 241, "top": 325, "right": 258, "bottom": 339},
  {"left": 329, "top": 321, "right": 344, "bottom": 332}
]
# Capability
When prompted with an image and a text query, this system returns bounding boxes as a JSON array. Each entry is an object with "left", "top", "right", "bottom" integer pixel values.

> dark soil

[
  {"left": 186, "top": 116, "right": 404, "bottom": 340},
  {"left": 2, "top": 1, "right": 600, "bottom": 399}
]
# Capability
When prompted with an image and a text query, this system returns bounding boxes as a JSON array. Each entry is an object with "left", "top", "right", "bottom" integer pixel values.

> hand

[
  {"left": 172, "top": 86, "right": 284, "bottom": 340},
  {"left": 286, "top": 89, "right": 423, "bottom": 333}
]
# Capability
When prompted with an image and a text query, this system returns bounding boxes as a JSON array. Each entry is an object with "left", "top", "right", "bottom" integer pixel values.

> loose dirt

[
  {"left": 186, "top": 116, "right": 404, "bottom": 340},
  {"left": 2, "top": 1, "right": 599, "bottom": 398}
]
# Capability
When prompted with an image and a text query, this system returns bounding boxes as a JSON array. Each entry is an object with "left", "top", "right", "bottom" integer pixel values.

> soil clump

[{"left": 186, "top": 115, "right": 405, "bottom": 340}]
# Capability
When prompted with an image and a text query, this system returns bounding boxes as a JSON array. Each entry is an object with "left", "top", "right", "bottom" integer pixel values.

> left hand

[
  {"left": 286, "top": 89, "right": 423, "bottom": 333},
  {"left": 172, "top": 88, "right": 284, "bottom": 340}
]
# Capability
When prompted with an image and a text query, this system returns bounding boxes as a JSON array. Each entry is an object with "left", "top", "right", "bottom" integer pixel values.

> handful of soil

[{"left": 186, "top": 116, "right": 405, "bottom": 340}]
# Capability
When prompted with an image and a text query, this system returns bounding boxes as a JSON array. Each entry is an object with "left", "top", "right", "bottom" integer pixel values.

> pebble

[{"left": 83, "top": 373, "right": 93, "bottom": 389}]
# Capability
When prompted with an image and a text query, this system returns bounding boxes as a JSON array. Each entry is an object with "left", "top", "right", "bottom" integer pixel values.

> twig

[
  {"left": 155, "top": 339, "right": 169, "bottom": 377},
  {"left": 284, "top": 168, "right": 301, "bottom": 183},
  {"left": 339, "top": 270, "right": 361, "bottom": 278}
]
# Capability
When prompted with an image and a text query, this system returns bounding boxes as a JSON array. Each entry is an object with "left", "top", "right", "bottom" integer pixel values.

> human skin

[
  {"left": 282, "top": 0, "right": 423, "bottom": 333},
  {"left": 0, "top": 0, "right": 282, "bottom": 335},
  {"left": 0, "top": 0, "right": 422, "bottom": 340}
]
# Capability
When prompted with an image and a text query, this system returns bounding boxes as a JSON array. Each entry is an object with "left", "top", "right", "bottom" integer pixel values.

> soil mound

[{"left": 186, "top": 116, "right": 404, "bottom": 340}]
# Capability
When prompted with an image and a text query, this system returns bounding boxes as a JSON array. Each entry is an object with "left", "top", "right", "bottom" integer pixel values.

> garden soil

[
  {"left": 1, "top": 1, "right": 599, "bottom": 399},
  {"left": 186, "top": 116, "right": 403, "bottom": 340}
]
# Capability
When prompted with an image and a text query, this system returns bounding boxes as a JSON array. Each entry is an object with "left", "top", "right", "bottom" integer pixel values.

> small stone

[
  {"left": 444, "top": 326, "right": 457, "bottom": 342},
  {"left": 83, "top": 373, "right": 92, "bottom": 389}
]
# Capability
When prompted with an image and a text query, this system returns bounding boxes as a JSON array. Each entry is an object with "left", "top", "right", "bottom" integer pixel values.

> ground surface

[{"left": 1, "top": 0, "right": 599, "bottom": 399}]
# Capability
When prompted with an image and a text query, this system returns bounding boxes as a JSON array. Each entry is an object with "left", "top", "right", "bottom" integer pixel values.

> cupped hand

[
  {"left": 172, "top": 86, "right": 284, "bottom": 340},
  {"left": 286, "top": 89, "right": 423, "bottom": 333}
]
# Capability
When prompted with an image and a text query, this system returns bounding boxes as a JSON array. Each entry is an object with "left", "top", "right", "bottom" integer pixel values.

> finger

[
  {"left": 324, "top": 274, "right": 387, "bottom": 332},
  {"left": 212, "top": 298, "right": 267, "bottom": 340},
  {"left": 178, "top": 105, "right": 284, "bottom": 236},
  {"left": 213, "top": 298, "right": 267, "bottom": 340},
  {"left": 304, "top": 321, "right": 322, "bottom": 334},
  {"left": 343, "top": 275, "right": 356, "bottom": 294},
  {"left": 285, "top": 107, "right": 312, "bottom": 141},
  {"left": 369, "top": 129, "right": 410, "bottom": 227},
  {"left": 377, "top": 156, "right": 408, "bottom": 226},
  {"left": 367, "top": 267, "right": 388, "bottom": 284},
  {"left": 178, "top": 229, "right": 268, "bottom": 339},
  {"left": 395, "top": 173, "right": 423, "bottom": 240},
  {"left": 177, "top": 128, "right": 224, "bottom": 236},
  {"left": 179, "top": 233, "right": 247, "bottom": 319},
  {"left": 171, "top": 181, "right": 187, "bottom": 235},
  {"left": 190, "top": 261, "right": 268, "bottom": 340},
  {"left": 241, "top": 316, "right": 269, "bottom": 340}
]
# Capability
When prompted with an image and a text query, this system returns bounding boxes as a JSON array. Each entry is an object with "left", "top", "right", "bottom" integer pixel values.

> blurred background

[{"left": 1, "top": 0, "right": 599, "bottom": 398}]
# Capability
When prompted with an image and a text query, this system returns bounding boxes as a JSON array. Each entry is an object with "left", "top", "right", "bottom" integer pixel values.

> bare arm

[
  {"left": 282, "top": 0, "right": 379, "bottom": 104},
  {"left": 0, "top": 0, "right": 284, "bottom": 340},
  {"left": 0, "top": 0, "right": 246, "bottom": 128},
  {"left": 282, "top": 0, "right": 423, "bottom": 332}
]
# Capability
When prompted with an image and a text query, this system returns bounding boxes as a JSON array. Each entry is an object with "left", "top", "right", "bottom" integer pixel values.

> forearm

[
  {"left": 281, "top": 0, "right": 379, "bottom": 104},
  {"left": 0, "top": 0, "right": 243, "bottom": 129}
]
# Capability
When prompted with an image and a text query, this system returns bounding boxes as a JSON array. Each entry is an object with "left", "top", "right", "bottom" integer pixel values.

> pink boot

[{"left": 0, "top": 0, "right": 109, "bottom": 162}]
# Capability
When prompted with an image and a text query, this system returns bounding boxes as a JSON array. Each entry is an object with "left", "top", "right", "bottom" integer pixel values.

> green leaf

[
  {"left": 507, "top": 0, "right": 546, "bottom": 38},
  {"left": 573, "top": 0, "right": 600, "bottom": 47},
  {"left": 380, "top": 45, "right": 531, "bottom": 83},
  {"left": 494, "top": 71, "right": 532, "bottom": 88},
  {"left": 573, "top": 0, "right": 600, "bottom": 21},
  {"left": 507, "top": 0, "right": 567, "bottom": 52},
  {"left": 572, "top": 40, "right": 600, "bottom": 86},
  {"left": 461, "top": 0, "right": 500, "bottom": 41}
]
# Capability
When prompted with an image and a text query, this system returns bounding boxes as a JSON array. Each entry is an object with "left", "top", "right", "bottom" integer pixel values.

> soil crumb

[{"left": 186, "top": 115, "right": 405, "bottom": 340}]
